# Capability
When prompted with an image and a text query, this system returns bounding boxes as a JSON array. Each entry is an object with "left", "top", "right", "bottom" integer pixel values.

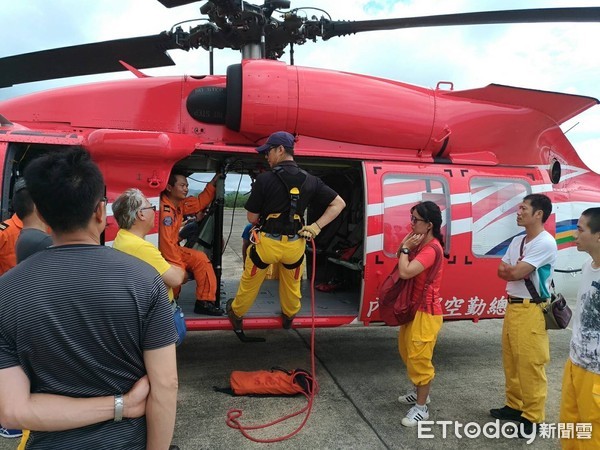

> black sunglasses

[{"left": 410, "top": 215, "right": 428, "bottom": 224}]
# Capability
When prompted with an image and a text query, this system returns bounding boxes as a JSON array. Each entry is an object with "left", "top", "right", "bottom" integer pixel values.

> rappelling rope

[{"left": 225, "top": 238, "right": 320, "bottom": 442}]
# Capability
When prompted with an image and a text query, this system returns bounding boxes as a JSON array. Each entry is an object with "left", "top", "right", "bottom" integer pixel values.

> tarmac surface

[{"left": 0, "top": 209, "right": 575, "bottom": 449}]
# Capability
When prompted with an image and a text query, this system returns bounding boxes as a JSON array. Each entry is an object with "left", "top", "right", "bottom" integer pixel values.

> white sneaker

[
  {"left": 401, "top": 405, "right": 429, "bottom": 427},
  {"left": 398, "top": 389, "right": 431, "bottom": 405},
  {"left": 0, "top": 427, "right": 23, "bottom": 439}
]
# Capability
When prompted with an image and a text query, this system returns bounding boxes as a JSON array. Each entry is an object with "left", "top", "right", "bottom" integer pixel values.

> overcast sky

[{"left": 1, "top": 0, "right": 598, "bottom": 174}]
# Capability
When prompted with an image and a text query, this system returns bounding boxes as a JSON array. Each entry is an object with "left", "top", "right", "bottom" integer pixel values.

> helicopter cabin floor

[{"left": 176, "top": 277, "right": 360, "bottom": 320}]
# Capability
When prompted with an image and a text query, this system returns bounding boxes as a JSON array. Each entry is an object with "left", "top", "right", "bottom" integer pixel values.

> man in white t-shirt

[
  {"left": 490, "top": 194, "right": 557, "bottom": 437},
  {"left": 560, "top": 207, "right": 600, "bottom": 448}
]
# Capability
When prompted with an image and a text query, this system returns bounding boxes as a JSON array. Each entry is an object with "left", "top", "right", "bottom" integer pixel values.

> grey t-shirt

[
  {"left": 15, "top": 228, "right": 53, "bottom": 263},
  {"left": 0, "top": 245, "right": 177, "bottom": 449}
]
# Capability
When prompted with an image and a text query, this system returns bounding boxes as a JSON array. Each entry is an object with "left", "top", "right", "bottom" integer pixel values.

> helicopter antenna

[{"left": 563, "top": 122, "right": 579, "bottom": 134}]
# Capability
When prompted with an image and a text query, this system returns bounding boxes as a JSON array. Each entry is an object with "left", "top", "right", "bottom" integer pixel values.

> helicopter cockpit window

[
  {"left": 381, "top": 174, "right": 450, "bottom": 257},
  {"left": 470, "top": 178, "right": 530, "bottom": 258}
]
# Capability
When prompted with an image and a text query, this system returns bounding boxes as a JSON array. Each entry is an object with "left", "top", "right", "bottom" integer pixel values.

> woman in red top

[{"left": 395, "top": 201, "right": 446, "bottom": 427}]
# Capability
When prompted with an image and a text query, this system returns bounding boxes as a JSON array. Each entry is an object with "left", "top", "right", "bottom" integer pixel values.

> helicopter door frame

[
  {"left": 0, "top": 135, "right": 84, "bottom": 221},
  {"left": 0, "top": 141, "right": 11, "bottom": 220},
  {"left": 361, "top": 162, "right": 452, "bottom": 325}
]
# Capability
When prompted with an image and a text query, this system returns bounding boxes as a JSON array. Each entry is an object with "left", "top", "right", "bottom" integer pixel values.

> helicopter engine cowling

[{"left": 226, "top": 59, "right": 438, "bottom": 152}]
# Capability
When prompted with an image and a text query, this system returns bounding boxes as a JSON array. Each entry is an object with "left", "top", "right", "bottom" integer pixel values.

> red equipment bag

[
  {"left": 229, "top": 367, "right": 313, "bottom": 396},
  {"left": 378, "top": 242, "right": 442, "bottom": 326},
  {"left": 378, "top": 271, "right": 416, "bottom": 326}
]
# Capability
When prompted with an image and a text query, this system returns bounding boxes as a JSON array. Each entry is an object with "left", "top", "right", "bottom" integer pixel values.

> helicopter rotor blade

[
  {"left": 156, "top": 0, "right": 200, "bottom": 7},
  {"left": 0, "top": 33, "right": 179, "bottom": 88},
  {"left": 3, "top": 5, "right": 600, "bottom": 88},
  {"left": 319, "top": 7, "right": 600, "bottom": 40}
]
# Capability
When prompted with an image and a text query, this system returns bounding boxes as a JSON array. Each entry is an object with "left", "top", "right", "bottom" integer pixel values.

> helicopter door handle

[{"left": 432, "top": 127, "right": 451, "bottom": 143}]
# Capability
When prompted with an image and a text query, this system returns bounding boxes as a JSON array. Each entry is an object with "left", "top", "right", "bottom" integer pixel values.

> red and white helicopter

[{"left": 1, "top": 0, "right": 599, "bottom": 331}]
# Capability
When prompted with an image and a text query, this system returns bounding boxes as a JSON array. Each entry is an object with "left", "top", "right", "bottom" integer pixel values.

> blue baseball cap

[{"left": 256, "top": 131, "right": 295, "bottom": 153}]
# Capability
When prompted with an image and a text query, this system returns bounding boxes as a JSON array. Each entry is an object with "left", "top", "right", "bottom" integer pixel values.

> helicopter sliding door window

[
  {"left": 470, "top": 178, "right": 530, "bottom": 258},
  {"left": 381, "top": 175, "right": 450, "bottom": 257}
]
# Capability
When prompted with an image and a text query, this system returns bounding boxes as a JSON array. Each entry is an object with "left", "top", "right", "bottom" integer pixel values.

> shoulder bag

[
  {"left": 519, "top": 237, "right": 572, "bottom": 330},
  {"left": 172, "top": 300, "right": 187, "bottom": 346},
  {"left": 378, "top": 242, "right": 442, "bottom": 326}
]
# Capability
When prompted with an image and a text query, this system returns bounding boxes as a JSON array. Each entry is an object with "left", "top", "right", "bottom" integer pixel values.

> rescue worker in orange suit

[
  {"left": 159, "top": 171, "right": 224, "bottom": 316},
  {"left": 226, "top": 131, "right": 346, "bottom": 331},
  {"left": 0, "top": 213, "right": 23, "bottom": 276}
]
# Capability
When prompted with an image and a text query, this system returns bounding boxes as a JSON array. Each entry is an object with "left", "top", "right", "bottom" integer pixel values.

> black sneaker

[
  {"left": 489, "top": 405, "right": 523, "bottom": 421},
  {"left": 194, "top": 300, "right": 225, "bottom": 316},
  {"left": 226, "top": 299, "right": 243, "bottom": 331},
  {"left": 281, "top": 313, "right": 295, "bottom": 329},
  {"left": 518, "top": 418, "right": 536, "bottom": 439}
]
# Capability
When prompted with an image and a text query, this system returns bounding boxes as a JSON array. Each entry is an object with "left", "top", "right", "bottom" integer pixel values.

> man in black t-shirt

[{"left": 227, "top": 131, "right": 346, "bottom": 332}]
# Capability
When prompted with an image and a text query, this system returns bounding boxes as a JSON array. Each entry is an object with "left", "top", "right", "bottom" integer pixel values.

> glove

[{"left": 298, "top": 223, "right": 321, "bottom": 240}]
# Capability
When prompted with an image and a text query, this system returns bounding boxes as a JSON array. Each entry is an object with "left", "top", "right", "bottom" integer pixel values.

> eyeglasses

[
  {"left": 140, "top": 205, "right": 157, "bottom": 212},
  {"left": 410, "top": 215, "right": 428, "bottom": 224},
  {"left": 95, "top": 196, "right": 108, "bottom": 212}
]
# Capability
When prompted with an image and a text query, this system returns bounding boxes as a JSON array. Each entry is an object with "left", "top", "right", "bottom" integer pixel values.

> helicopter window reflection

[
  {"left": 382, "top": 175, "right": 449, "bottom": 257},
  {"left": 470, "top": 178, "right": 529, "bottom": 258}
]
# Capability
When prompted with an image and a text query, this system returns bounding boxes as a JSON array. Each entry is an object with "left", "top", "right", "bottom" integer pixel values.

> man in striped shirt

[{"left": 0, "top": 148, "right": 178, "bottom": 449}]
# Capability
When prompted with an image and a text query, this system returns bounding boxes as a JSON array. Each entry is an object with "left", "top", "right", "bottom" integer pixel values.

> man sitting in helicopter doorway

[
  {"left": 159, "top": 170, "right": 224, "bottom": 316},
  {"left": 226, "top": 131, "right": 346, "bottom": 332}
]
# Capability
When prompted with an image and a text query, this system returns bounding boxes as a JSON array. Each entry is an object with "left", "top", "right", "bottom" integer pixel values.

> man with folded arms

[{"left": 491, "top": 194, "right": 557, "bottom": 437}]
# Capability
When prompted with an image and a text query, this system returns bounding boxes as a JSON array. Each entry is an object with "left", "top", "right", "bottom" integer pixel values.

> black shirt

[{"left": 245, "top": 161, "right": 338, "bottom": 219}]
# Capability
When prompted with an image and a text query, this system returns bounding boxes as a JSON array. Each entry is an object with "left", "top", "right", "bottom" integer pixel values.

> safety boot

[
  {"left": 226, "top": 298, "right": 243, "bottom": 331},
  {"left": 194, "top": 300, "right": 225, "bottom": 316},
  {"left": 489, "top": 405, "right": 523, "bottom": 421},
  {"left": 281, "top": 313, "right": 295, "bottom": 329}
]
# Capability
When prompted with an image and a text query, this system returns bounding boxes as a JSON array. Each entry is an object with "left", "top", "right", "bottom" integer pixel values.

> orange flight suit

[
  {"left": 159, "top": 184, "right": 217, "bottom": 301},
  {"left": 0, "top": 214, "right": 23, "bottom": 275}
]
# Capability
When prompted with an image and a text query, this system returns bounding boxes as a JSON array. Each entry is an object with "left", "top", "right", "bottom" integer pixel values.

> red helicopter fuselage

[{"left": 1, "top": 59, "right": 598, "bottom": 330}]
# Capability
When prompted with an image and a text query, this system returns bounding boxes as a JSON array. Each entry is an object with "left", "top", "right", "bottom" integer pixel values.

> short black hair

[
  {"left": 167, "top": 170, "right": 188, "bottom": 187},
  {"left": 12, "top": 188, "right": 34, "bottom": 220},
  {"left": 523, "top": 193, "right": 552, "bottom": 223},
  {"left": 582, "top": 207, "right": 600, "bottom": 234},
  {"left": 23, "top": 147, "right": 105, "bottom": 233}
]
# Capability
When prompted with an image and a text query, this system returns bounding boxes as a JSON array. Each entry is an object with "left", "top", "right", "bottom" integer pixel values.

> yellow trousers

[
  {"left": 560, "top": 359, "right": 600, "bottom": 449},
  {"left": 231, "top": 233, "right": 306, "bottom": 318},
  {"left": 502, "top": 300, "right": 550, "bottom": 423},
  {"left": 398, "top": 310, "right": 443, "bottom": 386}
]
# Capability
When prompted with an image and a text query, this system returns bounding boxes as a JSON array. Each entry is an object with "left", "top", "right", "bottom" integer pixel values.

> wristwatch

[
  {"left": 114, "top": 394, "right": 124, "bottom": 422},
  {"left": 400, "top": 247, "right": 410, "bottom": 255}
]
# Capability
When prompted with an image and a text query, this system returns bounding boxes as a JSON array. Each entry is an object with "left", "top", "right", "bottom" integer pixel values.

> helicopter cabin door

[{"left": 360, "top": 161, "right": 554, "bottom": 325}]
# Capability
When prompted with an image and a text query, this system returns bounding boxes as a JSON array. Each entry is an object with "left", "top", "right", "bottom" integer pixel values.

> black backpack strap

[{"left": 272, "top": 166, "right": 308, "bottom": 224}]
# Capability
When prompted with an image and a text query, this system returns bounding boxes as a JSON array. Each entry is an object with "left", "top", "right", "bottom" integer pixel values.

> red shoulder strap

[{"left": 424, "top": 241, "right": 443, "bottom": 285}]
